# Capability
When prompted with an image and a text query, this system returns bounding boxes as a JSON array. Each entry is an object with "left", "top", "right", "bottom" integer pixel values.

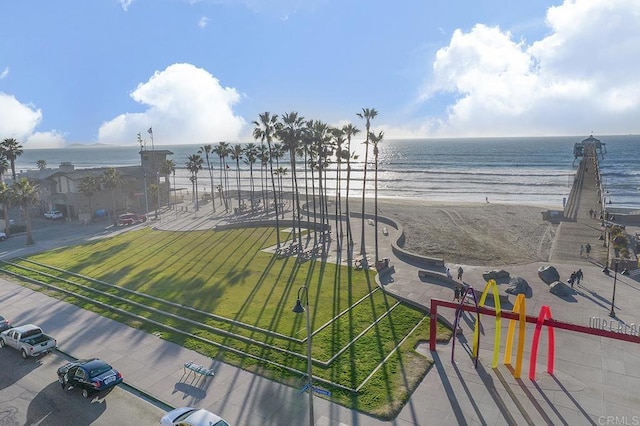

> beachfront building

[{"left": 16, "top": 149, "right": 173, "bottom": 221}]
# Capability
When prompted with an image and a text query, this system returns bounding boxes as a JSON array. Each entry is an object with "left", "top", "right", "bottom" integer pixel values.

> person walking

[
  {"left": 446, "top": 268, "right": 452, "bottom": 280},
  {"left": 568, "top": 271, "right": 577, "bottom": 288},
  {"left": 457, "top": 266, "right": 464, "bottom": 281},
  {"left": 585, "top": 243, "right": 591, "bottom": 258},
  {"left": 453, "top": 285, "right": 461, "bottom": 302},
  {"left": 576, "top": 269, "right": 583, "bottom": 286},
  {"left": 579, "top": 244, "right": 584, "bottom": 258}
]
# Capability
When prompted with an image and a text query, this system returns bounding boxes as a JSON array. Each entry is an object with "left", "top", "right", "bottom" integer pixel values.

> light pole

[
  {"left": 292, "top": 286, "right": 314, "bottom": 426},
  {"left": 609, "top": 261, "right": 619, "bottom": 317}
]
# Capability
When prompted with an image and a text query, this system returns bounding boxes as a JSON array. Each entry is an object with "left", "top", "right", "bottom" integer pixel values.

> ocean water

[{"left": 13, "top": 135, "right": 640, "bottom": 211}]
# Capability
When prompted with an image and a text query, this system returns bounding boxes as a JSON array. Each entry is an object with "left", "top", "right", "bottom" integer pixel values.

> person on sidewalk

[
  {"left": 446, "top": 268, "right": 452, "bottom": 280},
  {"left": 585, "top": 243, "right": 591, "bottom": 258},
  {"left": 457, "top": 266, "right": 464, "bottom": 281},
  {"left": 576, "top": 269, "right": 583, "bottom": 286},
  {"left": 579, "top": 244, "right": 584, "bottom": 258},
  {"left": 453, "top": 285, "right": 461, "bottom": 302}
]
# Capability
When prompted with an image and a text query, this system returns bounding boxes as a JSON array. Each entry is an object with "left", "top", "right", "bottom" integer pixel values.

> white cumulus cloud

[
  {"left": 198, "top": 16, "right": 209, "bottom": 28},
  {"left": 0, "top": 93, "right": 42, "bottom": 139},
  {"left": 98, "top": 63, "right": 246, "bottom": 145},
  {"left": 420, "top": 0, "right": 640, "bottom": 137},
  {"left": 0, "top": 67, "right": 8, "bottom": 79}
]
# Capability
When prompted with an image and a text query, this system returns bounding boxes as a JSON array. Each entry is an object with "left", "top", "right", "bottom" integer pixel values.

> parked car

[
  {"left": 57, "top": 358, "right": 123, "bottom": 398},
  {"left": 161, "top": 407, "right": 230, "bottom": 426},
  {"left": 117, "top": 212, "right": 147, "bottom": 226},
  {"left": 0, "top": 324, "right": 57, "bottom": 359},
  {"left": 0, "top": 231, "right": 6, "bottom": 241},
  {"left": 44, "top": 210, "right": 64, "bottom": 219},
  {"left": 0, "top": 315, "right": 10, "bottom": 332}
]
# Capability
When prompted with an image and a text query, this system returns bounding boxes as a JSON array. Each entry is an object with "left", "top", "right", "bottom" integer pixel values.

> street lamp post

[
  {"left": 609, "top": 261, "right": 619, "bottom": 317},
  {"left": 292, "top": 286, "right": 314, "bottom": 426}
]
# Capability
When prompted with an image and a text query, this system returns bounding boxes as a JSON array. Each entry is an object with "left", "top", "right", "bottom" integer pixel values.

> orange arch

[{"left": 503, "top": 294, "right": 526, "bottom": 378}]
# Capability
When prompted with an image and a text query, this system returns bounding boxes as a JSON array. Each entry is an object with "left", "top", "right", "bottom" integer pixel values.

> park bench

[{"left": 183, "top": 361, "right": 215, "bottom": 380}]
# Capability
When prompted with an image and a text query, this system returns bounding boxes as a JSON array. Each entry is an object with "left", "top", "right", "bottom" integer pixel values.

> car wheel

[
  {"left": 0, "top": 339, "right": 5, "bottom": 347},
  {"left": 21, "top": 349, "right": 28, "bottom": 359},
  {"left": 82, "top": 389, "right": 90, "bottom": 399}
]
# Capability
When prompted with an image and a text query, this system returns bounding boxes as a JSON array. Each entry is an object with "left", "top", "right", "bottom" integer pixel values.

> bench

[{"left": 183, "top": 361, "right": 215, "bottom": 378}]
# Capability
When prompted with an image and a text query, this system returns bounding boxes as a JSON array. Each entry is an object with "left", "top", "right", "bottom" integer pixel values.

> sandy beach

[{"left": 373, "top": 198, "right": 557, "bottom": 266}]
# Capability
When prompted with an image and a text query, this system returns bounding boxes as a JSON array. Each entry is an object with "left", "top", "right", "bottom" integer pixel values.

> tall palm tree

[
  {"left": 230, "top": 144, "right": 244, "bottom": 212},
  {"left": 276, "top": 112, "right": 305, "bottom": 247},
  {"left": 331, "top": 127, "right": 347, "bottom": 243},
  {"left": 370, "top": 130, "right": 384, "bottom": 263},
  {"left": 1, "top": 138, "right": 24, "bottom": 181},
  {"left": 78, "top": 175, "right": 101, "bottom": 222},
  {"left": 258, "top": 144, "right": 269, "bottom": 213},
  {"left": 213, "top": 142, "right": 231, "bottom": 212},
  {"left": 0, "top": 182, "right": 11, "bottom": 236},
  {"left": 198, "top": 144, "right": 216, "bottom": 213},
  {"left": 36, "top": 160, "right": 47, "bottom": 170},
  {"left": 356, "top": 108, "right": 378, "bottom": 256},
  {"left": 10, "top": 178, "right": 39, "bottom": 245},
  {"left": 253, "top": 112, "right": 281, "bottom": 248},
  {"left": 243, "top": 143, "right": 259, "bottom": 211},
  {"left": 102, "top": 167, "right": 122, "bottom": 225},
  {"left": 159, "top": 159, "right": 175, "bottom": 207},
  {"left": 185, "top": 154, "right": 203, "bottom": 211},
  {"left": 342, "top": 123, "right": 360, "bottom": 253}
]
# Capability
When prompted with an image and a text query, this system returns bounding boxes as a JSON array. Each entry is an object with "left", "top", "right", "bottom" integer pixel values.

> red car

[{"left": 117, "top": 212, "right": 147, "bottom": 226}]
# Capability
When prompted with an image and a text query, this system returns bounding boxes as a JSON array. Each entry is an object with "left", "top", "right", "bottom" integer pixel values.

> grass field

[{"left": 1, "top": 226, "right": 452, "bottom": 419}]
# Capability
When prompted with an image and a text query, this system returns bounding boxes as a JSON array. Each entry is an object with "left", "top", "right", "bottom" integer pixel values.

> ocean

[{"left": 13, "top": 135, "right": 640, "bottom": 211}]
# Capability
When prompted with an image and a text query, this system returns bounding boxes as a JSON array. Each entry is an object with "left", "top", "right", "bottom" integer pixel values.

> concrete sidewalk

[{"left": 1, "top": 203, "right": 640, "bottom": 425}]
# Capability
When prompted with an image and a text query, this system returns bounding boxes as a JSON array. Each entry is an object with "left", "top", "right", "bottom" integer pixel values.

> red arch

[{"left": 529, "top": 305, "right": 555, "bottom": 380}]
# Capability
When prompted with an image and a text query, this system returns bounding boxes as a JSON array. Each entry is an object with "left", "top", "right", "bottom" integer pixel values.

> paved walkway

[{"left": 2, "top": 192, "right": 640, "bottom": 425}]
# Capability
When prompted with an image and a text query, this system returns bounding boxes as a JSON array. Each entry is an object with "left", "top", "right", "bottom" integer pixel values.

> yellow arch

[
  {"left": 473, "top": 279, "right": 502, "bottom": 368},
  {"left": 503, "top": 294, "right": 526, "bottom": 378}
]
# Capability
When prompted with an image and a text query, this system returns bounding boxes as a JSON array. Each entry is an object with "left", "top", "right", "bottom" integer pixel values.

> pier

[{"left": 550, "top": 139, "right": 609, "bottom": 264}]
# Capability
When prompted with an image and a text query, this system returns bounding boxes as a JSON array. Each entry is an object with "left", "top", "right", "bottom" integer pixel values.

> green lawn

[{"left": 2, "top": 226, "right": 451, "bottom": 419}]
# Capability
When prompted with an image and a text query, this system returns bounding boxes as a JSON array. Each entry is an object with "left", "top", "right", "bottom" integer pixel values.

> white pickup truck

[{"left": 0, "top": 324, "right": 57, "bottom": 359}]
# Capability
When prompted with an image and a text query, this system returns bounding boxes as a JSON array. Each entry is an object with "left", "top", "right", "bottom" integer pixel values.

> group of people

[
  {"left": 450, "top": 266, "right": 465, "bottom": 302},
  {"left": 568, "top": 269, "right": 584, "bottom": 288},
  {"left": 579, "top": 243, "right": 592, "bottom": 258}
]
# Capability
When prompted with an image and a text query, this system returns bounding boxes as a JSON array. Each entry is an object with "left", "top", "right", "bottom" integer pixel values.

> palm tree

[
  {"left": 342, "top": 123, "right": 360, "bottom": 253},
  {"left": 331, "top": 127, "right": 347, "bottom": 244},
  {"left": 0, "top": 157, "right": 9, "bottom": 182},
  {"left": 10, "top": 178, "right": 38, "bottom": 245},
  {"left": 276, "top": 112, "right": 305, "bottom": 247},
  {"left": 185, "top": 154, "right": 204, "bottom": 211},
  {"left": 78, "top": 175, "right": 101, "bottom": 221},
  {"left": 213, "top": 142, "right": 231, "bottom": 212},
  {"left": 356, "top": 108, "right": 378, "bottom": 256},
  {"left": 1, "top": 138, "right": 24, "bottom": 181},
  {"left": 243, "top": 143, "right": 259, "bottom": 211},
  {"left": 370, "top": 130, "right": 384, "bottom": 263},
  {"left": 230, "top": 144, "right": 244, "bottom": 212},
  {"left": 253, "top": 112, "right": 281, "bottom": 248},
  {"left": 258, "top": 144, "right": 269, "bottom": 213},
  {"left": 159, "top": 159, "right": 175, "bottom": 207},
  {"left": 36, "top": 160, "right": 47, "bottom": 170},
  {"left": 102, "top": 167, "right": 122, "bottom": 225},
  {"left": 0, "top": 182, "right": 11, "bottom": 236},
  {"left": 198, "top": 144, "right": 216, "bottom": 213}
]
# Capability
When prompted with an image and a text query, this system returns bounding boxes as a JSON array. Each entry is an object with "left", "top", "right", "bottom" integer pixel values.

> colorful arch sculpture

[
  {"left": 529, "top": 305, "right": 555, "bottom": 380},
  {"left": 503, "top": 294, "right": 526, "bottom": 378},
  {"left": 474, "top": 279, "right": 502, "bottom": 368}
]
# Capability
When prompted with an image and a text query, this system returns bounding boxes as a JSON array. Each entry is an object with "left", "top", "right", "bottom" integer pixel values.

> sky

[{"left": 1, "top": 0, "right": 639, "bottom": 148}]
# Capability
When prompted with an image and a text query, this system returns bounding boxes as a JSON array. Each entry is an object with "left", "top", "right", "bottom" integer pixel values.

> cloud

[
  {"left": 98, "top": 63, "right": 246, "bottom": 145},
  {"left": 420, "top": 0, "right": 640, "bottom": 137},
  {"left": 119, "top": 0, "right": 134, "bottom": 11},
  {"left": 25, "top": 131, "right": 66, "bottom": 149},
  {"left": 198, "top": 16, "right": 209, "bottom": 28},
  {"left": 0, "top": 67, "right": 8, "bottom": 79},
  {"left": 0, "top": 92, "right": 43, "bottom": 140}
]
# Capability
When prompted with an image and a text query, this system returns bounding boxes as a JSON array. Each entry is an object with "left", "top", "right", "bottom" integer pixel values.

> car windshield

[{"left": 89, "top": 364, "right": 113, "bottom": 378}]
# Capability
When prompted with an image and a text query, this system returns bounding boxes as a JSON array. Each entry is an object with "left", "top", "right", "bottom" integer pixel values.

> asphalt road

[{"left": 0, "top": 348, "right": 166, "bottom": 426}]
